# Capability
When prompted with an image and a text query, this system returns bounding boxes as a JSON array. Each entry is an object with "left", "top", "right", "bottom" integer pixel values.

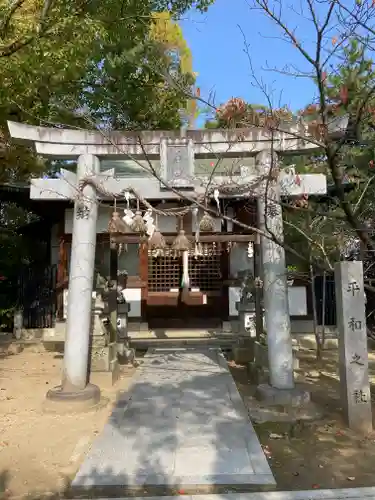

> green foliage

[
  {"left": 203, "top": 39, "right": 375, "bottom": 270},
  {"left": 326, "top": 39, "right": 375, "bottom": 115},
  {"left": 0, "top": 0, "right": 208, "bottom": 177},
  {"left": 283, "top": 38, "right": 375, "bottom": 270},
  {"left": 0, "top": 0, "right": 213, "bottom": 323}
]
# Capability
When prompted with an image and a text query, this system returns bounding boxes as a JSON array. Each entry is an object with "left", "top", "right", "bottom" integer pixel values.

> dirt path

[
  {"left": 0, "top": 347, "right": 136, "bottom": 498},
  {"left": 230, "top": 348, "right": 375, "bottom": 491},
  {"left": 4, "top": 344, "right": 375, "bottom": 496}
]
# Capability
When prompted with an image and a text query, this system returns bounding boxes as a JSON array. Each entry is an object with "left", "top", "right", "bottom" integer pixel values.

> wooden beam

[
  {"left": 110, "top": 232, "right": 255, "bottom": 244},
  {"left": 56, "top": 220, "right": 68, "bottom": 321}
]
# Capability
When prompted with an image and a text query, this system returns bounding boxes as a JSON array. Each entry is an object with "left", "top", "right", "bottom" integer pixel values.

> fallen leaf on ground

[{"left": 269, "top": 433, "right": 284, "bottom": 439}]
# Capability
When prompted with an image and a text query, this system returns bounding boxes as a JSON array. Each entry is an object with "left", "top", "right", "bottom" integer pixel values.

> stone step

[
  {"left": 129, "top": 336, "right": 239, "bottom": 349},
  {"left": 67, "top": 487, "right": 375, "bottom": 499}
]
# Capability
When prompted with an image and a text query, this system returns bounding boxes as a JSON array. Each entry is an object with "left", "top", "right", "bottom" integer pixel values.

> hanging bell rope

[
  {"left": 180, "top": 217, "right": 190, "bottom": 301},
  {"left": 181, "top": 248, "right": 190, "bottom": 304}
]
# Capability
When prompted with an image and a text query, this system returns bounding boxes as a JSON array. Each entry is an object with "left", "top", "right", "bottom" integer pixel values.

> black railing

[
  {"left": 313, "top": 274, "right": 375, "bottom": 334},
  {"left": 18, "top": 265, "right": 57, "bottom": 329},
  {"left": 314, "top": 274, "right": 336, "bottom": 326}
]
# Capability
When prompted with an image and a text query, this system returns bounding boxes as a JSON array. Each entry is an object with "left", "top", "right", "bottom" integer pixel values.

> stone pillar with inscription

[
  {"left": 255, "top": 151, "right": 310, "bottom": 407},
  {"left": 335, "top": 261, "right": 372, "bottom": 434},
  {"left": 46, "top": 155, "right": 101, "bottom": 411},
  {"left": 256, "top": 151, "right": 294, "bottom": 390}
]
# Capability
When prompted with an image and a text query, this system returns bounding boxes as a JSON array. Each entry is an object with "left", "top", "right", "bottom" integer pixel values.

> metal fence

[
  {"left": 313, "top": 274, "right": 336, "bottom": 326},
  {"left": 18, "top": 265, "right": 57, "bottom": 329},
  {"left": 313, "top": 274, "right": 375, "bottom": 336}
]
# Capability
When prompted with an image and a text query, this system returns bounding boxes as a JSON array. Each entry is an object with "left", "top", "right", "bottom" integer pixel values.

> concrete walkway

[{"left": 73, "top": 348, "right": 275, "bottom": 491}]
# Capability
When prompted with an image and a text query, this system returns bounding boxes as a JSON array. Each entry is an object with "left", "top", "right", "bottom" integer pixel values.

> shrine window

[{"left": 147, "top": 244, "right": 223, "bottom": 293}]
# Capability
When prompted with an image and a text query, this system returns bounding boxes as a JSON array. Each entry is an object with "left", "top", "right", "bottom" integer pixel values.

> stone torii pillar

[
  {"left": 255, "top": 150, "right": 317, "bottom": 406},
  {"left": 27, "top": 157, "right": 114, "bottom": 410},
  {"left": 47, "top": 154, "right": 102, "bottom": 409},
  {"left": 56, "top": 155, "right": 101, "bottom": 406}
]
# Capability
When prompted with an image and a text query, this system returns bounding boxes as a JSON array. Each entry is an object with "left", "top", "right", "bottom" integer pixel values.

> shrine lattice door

[{"left": 142, "top": 243, "right": 228, "bottom": 328}]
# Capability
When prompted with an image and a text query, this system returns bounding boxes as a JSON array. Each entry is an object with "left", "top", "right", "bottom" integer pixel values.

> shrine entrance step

[
  {"left": 129, "top": 336, "right": 237, "bottom": 350},
  {"left": 146, "top": 314, "right": 223, "bottom": 330},
  {"left": 127, "top": 328, "right": 238, "bottom": 349}
]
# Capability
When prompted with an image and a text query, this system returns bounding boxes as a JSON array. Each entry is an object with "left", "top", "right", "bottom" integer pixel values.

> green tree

[
  {"left": 0, "top": 0, "right": 214, "bottom": 328},
  {"left": 80, "top": 10, "right": 196, "bottom": 130},
  {"left": 0, "top": 0, "right": 213, "bottom": 181}
]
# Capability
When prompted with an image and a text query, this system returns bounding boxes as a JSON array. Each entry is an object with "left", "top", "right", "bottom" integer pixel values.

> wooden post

[
  {"left": 56, "top": 221, "right": 68, "bottom": 321},
  {"left": 108, "top": 240, "right": 118, "bottom": 345},
  {"left": 139, "top": 242, "right": 149, "bottom": 322},
  {"left": 254, "top": 232, "right": 263, "bottom": 341}
]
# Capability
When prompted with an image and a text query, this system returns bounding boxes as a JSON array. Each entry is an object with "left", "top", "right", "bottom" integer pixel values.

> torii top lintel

[
  {"left": 7, "top": 121, "right": 325, "bottom": 159},
  {"left": 7, "top": 121, "right": 332, "bottom": 200}
]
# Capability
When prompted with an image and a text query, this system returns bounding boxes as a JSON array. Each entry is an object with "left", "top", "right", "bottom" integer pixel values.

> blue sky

[{"left": 180, "top": 0, "right": 337, "bottom": 124}]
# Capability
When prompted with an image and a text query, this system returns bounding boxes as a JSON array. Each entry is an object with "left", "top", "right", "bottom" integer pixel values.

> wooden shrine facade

[{"left": 57, "top": 198, "right": 258, "bottom": 329}]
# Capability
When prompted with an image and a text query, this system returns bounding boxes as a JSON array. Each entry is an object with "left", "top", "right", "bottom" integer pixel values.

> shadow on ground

[{"left": 1, "top": 349, "right": 274, "bottom": 499}]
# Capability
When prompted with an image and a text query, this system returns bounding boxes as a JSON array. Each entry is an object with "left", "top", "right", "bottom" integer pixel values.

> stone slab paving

[
  {"left": 73, "top": 348, "right": 275, "bottom": 489},
  {"left": 89, "top": 490, "right": 375, "bottom": 500}
]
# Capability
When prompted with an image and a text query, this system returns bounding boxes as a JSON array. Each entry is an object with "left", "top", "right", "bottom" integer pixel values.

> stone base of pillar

[
  {"left": 44, "top": 383, "right": 101, "bottom": 413},
  {"left": 255, "top": 383, "right": 310, "bottom": 407}
]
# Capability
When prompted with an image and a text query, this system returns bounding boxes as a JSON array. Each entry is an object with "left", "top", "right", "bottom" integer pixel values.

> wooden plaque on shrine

[{"left": 160, "top": 138, "right": 194, "bottom": 189}]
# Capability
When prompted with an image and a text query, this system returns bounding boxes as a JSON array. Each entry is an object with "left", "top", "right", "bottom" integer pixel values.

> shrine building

[{"left": 1, "top": 122, "right": 334, "bottom": 357}]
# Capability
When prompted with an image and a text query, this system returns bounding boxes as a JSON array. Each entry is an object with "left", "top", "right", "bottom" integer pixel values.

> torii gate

[{"left": 8, "top": 120, "right": 328, "bottom": 410}]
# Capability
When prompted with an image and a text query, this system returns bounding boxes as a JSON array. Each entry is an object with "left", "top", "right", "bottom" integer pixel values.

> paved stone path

[
  {"left": 73, "top": 348, "right": 275, "bottom": 490},
  {"left": 89, "top": 490, "right": 375, "bottom": 500}
]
